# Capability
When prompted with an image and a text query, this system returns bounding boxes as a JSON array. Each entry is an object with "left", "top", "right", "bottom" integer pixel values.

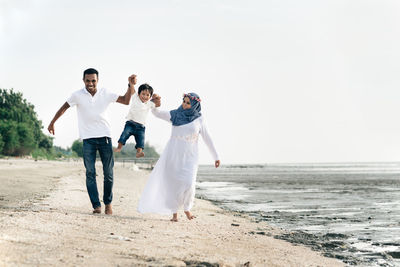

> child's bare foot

[
  {"left": 136, "top": 148, "right": 144, "bottom": 158},
  {"left": 170, "top": 213, "right": 178, "bottom": 222},
  {"left": 184, "top": 211, "right": 195, "bottom": 220}
]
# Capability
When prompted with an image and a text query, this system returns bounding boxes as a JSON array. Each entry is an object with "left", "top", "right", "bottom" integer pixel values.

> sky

[{"left": 1, "top": 0, "right": 400, "bottom": 164}]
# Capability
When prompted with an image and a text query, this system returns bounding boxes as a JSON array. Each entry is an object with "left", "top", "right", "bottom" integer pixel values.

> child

[
  {"left": 137, "top": 92, "right": 220, "bottom": 221},
  {"left": 114, "top": 82, "right": 159, "bottom": 158}
]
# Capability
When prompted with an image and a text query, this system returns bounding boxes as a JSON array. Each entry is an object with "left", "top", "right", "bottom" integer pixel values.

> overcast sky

[{"left": 2, "top": 0, "right": 400, "bottom": 164}]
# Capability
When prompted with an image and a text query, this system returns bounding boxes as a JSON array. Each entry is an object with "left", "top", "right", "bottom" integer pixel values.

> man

[{"left": 48, "top": 68, "right": 136, "bottom": 215}]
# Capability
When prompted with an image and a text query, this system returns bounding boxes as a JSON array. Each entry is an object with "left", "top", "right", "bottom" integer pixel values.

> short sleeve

[
  {"left": 67, "top": 91, "right": 78, "bottom": 107},
  {"left": 104, "top": 88, "right": 119, "bottom": 103},
  {"left": 132, "top": 92, "right": 139, "bottom": 101}
]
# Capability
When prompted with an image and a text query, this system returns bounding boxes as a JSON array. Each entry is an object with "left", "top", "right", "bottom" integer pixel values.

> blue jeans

[
  {"left": 83, "top": 137, "right": 114, "bottom": 209},
  {"left": 118, "top": 120, "right": 145, "bottom": 149}
]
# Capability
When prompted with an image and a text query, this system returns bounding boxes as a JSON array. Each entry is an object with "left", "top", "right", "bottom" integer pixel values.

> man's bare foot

[
  {"left": 184, "top": 211, "right": 195, "bottom": 220},
  {"left": 136, "top": 151, "right": 144, "bottom": 158},
  {"left": 105, "top": 204, "right": 112, "bottom": 215},
  {"left": 93, "top": 206, "right": 101, "bottom": 214},
  {"left": 170, "top": 213, "right": 178, "bottom": 222}
]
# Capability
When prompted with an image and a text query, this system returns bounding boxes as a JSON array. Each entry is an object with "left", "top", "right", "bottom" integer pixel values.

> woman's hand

[
  {"left": 215, "top": 160, "right": 220, "bottom": 168},
  {"left": 152, "top": 94, "right": 161, "bottom": 107}
]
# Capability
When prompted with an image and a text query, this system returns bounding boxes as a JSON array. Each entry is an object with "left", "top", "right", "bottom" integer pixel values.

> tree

[
  {"left": 0, "top": 88, "right": 53, "bottom": 156},
  {"left": 71, "top": 139, "right": 83, "bottom": 157},
  {"left": 113, "top": 142, "right": 160, "bottom": 159},
  {"left": 53, "top": 146, "right": 73, "bottom": 157},
  {"left": 0, "top": 133, "right": 4, "bottom": 154},
  {"left": 70, "top": 139, "right": 159, "bottom": 159},
  {"left": 143, "top": 143, "right": 160, "bottom": 158},
  {"left": 0, "top": 121, "right": 19, "bottom": 155},
  {"left": 16, "top": 122, "right": 36, "bottom": 155}
]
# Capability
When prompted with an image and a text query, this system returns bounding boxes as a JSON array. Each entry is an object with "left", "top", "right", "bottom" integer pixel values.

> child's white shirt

[{"left": 125, "top": 93, "right": 156, "bottom": 125}]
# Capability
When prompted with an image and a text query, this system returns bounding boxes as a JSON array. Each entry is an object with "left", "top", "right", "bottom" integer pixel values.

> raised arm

[
  {"left": 47, "top": 102, "right": 70, "bottom": 135},
  {"left": 117, "top": 74, "right": 136, "bottom": 105},
  {"left": 150, "top": 94, "right": 171, "bottom": 121},
  {"left": 151, "top": 108, "right": 171, "bottom": 122}
]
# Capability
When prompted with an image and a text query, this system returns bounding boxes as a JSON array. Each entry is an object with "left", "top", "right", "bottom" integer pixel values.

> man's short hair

[{"left": 83, "top": 68, "right": 99, "bottom": 79}]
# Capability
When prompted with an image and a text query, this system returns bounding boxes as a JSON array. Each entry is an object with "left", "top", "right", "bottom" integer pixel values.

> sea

[{"left": 196, "top": 162, "right": 400, "bottom": 267}]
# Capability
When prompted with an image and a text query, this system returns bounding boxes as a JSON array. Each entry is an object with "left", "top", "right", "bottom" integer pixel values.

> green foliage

[
  {"left": 39, "top": 135, "right": 53, "bottom": 151},
  {"left": 53, "top": 146, "right": 74, "bottom": 158},
  {"left": 31, "top": 146, "right": 78, "bottom": 161},
  {"left": 16, "top": 122, "right": 36, "bottom": 155},
  {"left": 31, "top": 148, "right": 54, "bottom": 160},
  {"left": 0, "top": 121, "right": 19, "bottom": 155},
  {"left": 0, "top": 88, "right": 53, "bottom": 156},
  {"left": 71, "top": 139, "right": 83, "bottom": 157},
  {"left": 0, "top": 133, "right": 4, "bottom": 153},
  {"left": 143, "top": 143, "right": 160, "bottom": 158},
  {"left": 69, "top": 139, "right": 159, "bottom": 159}
]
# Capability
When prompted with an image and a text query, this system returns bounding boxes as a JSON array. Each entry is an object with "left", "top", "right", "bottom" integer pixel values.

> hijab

[{"left": 170, "top": 92, "right": 202, "bottom": 126}]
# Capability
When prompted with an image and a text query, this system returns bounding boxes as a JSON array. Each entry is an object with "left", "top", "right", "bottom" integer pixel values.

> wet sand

[{"left": 0, "top": 159, "right": 344, "bottom": 266}]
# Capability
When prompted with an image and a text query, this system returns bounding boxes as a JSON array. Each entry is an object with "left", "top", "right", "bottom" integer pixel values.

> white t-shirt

[
  {"left": 125, "top": 93, "right": 156, "bottom": 125},
  {"left": 67, "top": 88, "right": 119, "bottom": 140}
]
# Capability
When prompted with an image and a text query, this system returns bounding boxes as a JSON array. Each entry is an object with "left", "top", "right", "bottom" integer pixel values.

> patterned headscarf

[{"left": 170, "top": 92, "right": 202, "bottom": 126}]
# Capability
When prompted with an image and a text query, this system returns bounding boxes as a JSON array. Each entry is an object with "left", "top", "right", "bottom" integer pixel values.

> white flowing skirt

[{"left": 137, "top": 136, "right": 199, "bottom": 215}]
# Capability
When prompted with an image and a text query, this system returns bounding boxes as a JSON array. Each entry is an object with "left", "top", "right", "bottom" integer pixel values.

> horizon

[{"left": 198, "top": 160, "right": 400, "bottom": 166}]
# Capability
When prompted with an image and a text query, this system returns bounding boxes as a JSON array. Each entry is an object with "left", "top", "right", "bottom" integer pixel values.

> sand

[{"left": 0, "top": 159, "right": 344, "bottom": 266}]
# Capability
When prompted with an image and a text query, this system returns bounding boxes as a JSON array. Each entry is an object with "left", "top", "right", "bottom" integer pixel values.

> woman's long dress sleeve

[
  {"left": 200, "top": 119, "right": 219, "bottom": 161},
  {"left": 152, "top": 108, "right": 171, "bottom": 123}
]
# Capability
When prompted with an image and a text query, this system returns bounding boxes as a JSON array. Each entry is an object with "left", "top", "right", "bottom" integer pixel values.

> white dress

[{"left": 137, "top": 108, "right": 219, "bottom": 215}]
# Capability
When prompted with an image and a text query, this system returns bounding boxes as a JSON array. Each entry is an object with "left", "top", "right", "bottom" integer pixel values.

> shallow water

[{"left": 196, "top": 162, "right": 400, "bottom": 266}]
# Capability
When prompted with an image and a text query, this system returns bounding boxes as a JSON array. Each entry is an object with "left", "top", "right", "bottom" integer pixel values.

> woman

[{"left": 137, "top": 93, "right": 220, "bottom": 222}]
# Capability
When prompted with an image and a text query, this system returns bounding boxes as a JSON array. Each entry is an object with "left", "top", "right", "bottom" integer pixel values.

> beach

[{"left": 0, "top": 159, "right": 343, "bottom": 266}]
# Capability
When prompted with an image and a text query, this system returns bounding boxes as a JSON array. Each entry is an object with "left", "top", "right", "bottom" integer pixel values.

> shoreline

[{"left": 0, "top": 159, "right": 344, "bottom": 266}]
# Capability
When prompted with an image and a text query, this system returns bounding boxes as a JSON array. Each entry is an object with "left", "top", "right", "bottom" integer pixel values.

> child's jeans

[{"left": 118, "top": 120, "right": 145, "bottom": 149}]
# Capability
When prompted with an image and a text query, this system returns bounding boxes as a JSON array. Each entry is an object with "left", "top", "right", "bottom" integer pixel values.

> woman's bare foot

[
  {"left": 184, "top": 211, "right": 195, "bottom": 220},
  {"left": 170, "top": 213, "right": 178, "bottom": 222}
]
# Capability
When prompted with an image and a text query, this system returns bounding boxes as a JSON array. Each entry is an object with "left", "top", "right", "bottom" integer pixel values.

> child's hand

[{"left": 128, "top": 74, "right": 137, "bottom": 87}]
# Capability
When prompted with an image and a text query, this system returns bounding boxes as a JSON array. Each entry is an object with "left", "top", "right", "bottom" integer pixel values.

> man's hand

[
  {"left": 48, "top": 123, "right": 55, "bottom": 135},
  {"left": 151, "top": 94, "right": 161, "bottom": 107},
  {"left": 129, "top": 74, "right": 137, "bottom": 88},
  {"left": 47, "top": 102, "right": 70, "bottom": 134},
  {"left": 118, "top": 75, "right": 136, "bottom": 104}
]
